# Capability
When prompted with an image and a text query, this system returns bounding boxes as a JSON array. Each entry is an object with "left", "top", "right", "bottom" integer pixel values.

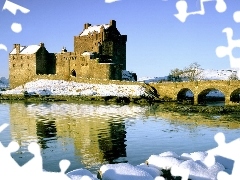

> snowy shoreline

[
  {"left": 66, "top": 137, "right": 238, "bottom": 180},
  {"left": 0, "top": 79, "right": 157, "bottom": 103}
]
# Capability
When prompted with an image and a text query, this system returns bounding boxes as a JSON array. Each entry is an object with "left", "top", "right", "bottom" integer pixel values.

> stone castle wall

[
  {"left": 31, "top": 74, "right": 141, "bottom": 86},
  {"left": 55, "top": 52, "right": 122, "bottom": 80},
  {"left": 9, "top": 20, "right": 128, "bottom": 89},
  {"left": 74, "top": 31, "right": 103, "bottom": 54},
  {"left": 9, "top": 53, "right": 36, "bottom": 88}
]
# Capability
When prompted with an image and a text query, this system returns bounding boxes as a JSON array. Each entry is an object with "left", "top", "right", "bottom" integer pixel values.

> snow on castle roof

[
  {"left": 81, "top": 52, "right": 94, "bottom": 56},
  {"left": 80, "top": 24, "right": 110, "bottom": 36},
  {"left": 10, "top": 45, "right": 40, "bottom": 54}
]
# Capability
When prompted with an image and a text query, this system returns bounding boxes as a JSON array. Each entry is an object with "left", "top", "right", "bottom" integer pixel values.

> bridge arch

[
  {"left": 177, "top": 88, "right": 194, "bottom": 104},
  {"left": 149, "top": 80, "right": 240, "bottom": 105},
  {"left": 197, "top": 88, "right": 225, "bottom": 105},
  {"left": 230, "top": 88, "right": 240, "bottom": 103}
]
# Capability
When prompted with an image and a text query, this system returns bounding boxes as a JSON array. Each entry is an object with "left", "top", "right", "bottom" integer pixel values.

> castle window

[
  {"left": 28, "top": 64, "right": 29, "bottom": 67},
  {"left": 13, "top": 56, "right": 15, "bottom": 60},
  {"left": 21, "top": 64, "right": 23, "bottom": 67},
  {"left": 13, "top": 64, "right": 15, "bottom": 67},
  {"left": 71, "top": 69, "right": 76, "bottom": 77},
  {"left": 27, "top": 56, "right": 29, "bottom": 59},
  {"left": 21, "top": 56, "right": 22, "bottom": 59}
]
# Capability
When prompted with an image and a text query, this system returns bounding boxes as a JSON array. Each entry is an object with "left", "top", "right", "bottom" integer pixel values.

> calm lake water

[{"left": 0, "top": 101, "right": 240, "bottom": 174}]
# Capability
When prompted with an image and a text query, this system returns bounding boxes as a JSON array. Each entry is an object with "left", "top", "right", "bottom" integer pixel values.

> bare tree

[
  {"left": 181, "top": 62, "right": 203, "bottom": 81},
  {"left": 168, "top": 68, "right": 183, "bottom": 81},
  {"left": 228, "top": 72, "right": 238, "bottom": 80}
]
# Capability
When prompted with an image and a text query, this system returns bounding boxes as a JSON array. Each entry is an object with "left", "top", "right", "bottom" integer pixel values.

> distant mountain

[{"left": 0, "top": 77, "right": 9, "bottom": 89}]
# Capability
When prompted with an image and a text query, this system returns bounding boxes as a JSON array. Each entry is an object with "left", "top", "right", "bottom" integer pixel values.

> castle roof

[
  {"left": 10, "top": 45, "right": 40, "bottom": 54},
  {"left": 80, "top": 24, "right": 110, "bottom": 36},
  {"left": 81, "top": 52, "right": 94, "bottom": 56}
]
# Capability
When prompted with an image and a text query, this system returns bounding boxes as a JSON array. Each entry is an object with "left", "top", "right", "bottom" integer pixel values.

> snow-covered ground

[
  {"left": 66, "top": 143, "right": 238, "bottom": 180},
  {"left": 1, "top": 79, "right": 148, "bottom": 97},
  {"left": 0, "top": 69, "right": 236, "bottom": 97}
]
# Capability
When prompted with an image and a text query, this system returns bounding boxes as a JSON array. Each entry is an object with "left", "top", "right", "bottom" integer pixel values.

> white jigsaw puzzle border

[
  {"left": 0, "top": 123, "right": 72, "bottom": 179},
  {"left": 174, "top": 0, "right": 227, "bottom": 23},
  {"left": 1, "top": 0, "right": 240, "bottom": 179}
]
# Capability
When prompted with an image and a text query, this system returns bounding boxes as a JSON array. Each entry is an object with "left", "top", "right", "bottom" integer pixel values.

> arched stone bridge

[{"left": 149, "top": 80, "right": 240, "bottom": 105}]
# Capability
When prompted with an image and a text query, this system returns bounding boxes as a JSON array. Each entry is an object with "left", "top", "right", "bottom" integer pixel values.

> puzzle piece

[
  {"left": 0, "top": 141, "right": 21, "bottom": 179},
  {"left": 2, "top": 0, "right": 30, "bottom": 15},
  {"left": 2, "top": 0, "right": 30, "bottom": 33},
  {"left": 170, "top": 132, "right": 240, "bottom": 179},
  {"left": 174, "top": 0, "right": 227, "bottom": 22},
  {"left": 105, "top": 0, "right": 120, "bottom": 3},
  {"left": 0, "top": 123, "right": 72, "bottom": 179},
  {"left": 207, "top": 132, "right": 240, "bottom": 179},
  {"left": 215, "top": 10, "right": 240, "bottom": 77},
  {"left": 233, "top": 11, "right": 240, "bottom": 23},
  {"left": 11, "top": 22, "right": 22, "bottom": 33},
  {"left": 0, "top": 123, "right": 8, "bottom": 132},
  {"left": 0, "top": 44, "right": 7, "bottom": 51},
  {"left": 215, "top": 26, "right": 240, "bottom": 70},
  {"left": 21, "top": 142, "right": 43, "bottom": 176},
  {"left": 41, "top": 160, "right": 71, "bottom": 180},
  {"left": 0, "top": 124, "right": 21, "bottom": 178}
]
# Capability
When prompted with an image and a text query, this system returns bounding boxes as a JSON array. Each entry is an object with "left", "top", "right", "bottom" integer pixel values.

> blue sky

[{"left": 1, "top": 0, "right": 240, "bottom": 78}]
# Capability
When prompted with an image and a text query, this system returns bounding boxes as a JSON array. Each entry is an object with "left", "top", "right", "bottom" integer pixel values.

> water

[{"left": 0, "top": 101, "right": 240, "bottom": 174}]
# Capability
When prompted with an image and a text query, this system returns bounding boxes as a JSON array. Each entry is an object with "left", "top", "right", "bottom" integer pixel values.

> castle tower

[{"left": 74, "top": 20, "right": 127, "bottom": 70}]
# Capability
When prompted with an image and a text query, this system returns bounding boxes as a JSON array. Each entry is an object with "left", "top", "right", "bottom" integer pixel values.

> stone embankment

[{"left": 0, "top": 93, "right": 157, "bottom": 104}]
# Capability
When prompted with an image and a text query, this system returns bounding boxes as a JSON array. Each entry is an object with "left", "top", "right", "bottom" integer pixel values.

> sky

[{"left": 1, "top": 0, "right": 240, "bottom": 78}]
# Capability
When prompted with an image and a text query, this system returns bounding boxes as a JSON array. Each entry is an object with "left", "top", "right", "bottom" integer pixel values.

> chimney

[
  {"left": 61, "top": 46, "right": 67, "bottom": 53},
  {"left": 84, "top": 23, "right": 91, "bottom": 30},
  {"left": 110, "top": 20, "right": 116, "bottom": 28},
  {"left": 40, "top": 42, "right": 44, "bottom": 47},
  {"left": 14, "top": 44, "right": 20, "bottom": 54}
]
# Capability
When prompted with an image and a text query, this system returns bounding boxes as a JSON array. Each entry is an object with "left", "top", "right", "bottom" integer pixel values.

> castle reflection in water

[
  {"left": 8, "top": 102, "right": 147, "bottom": 169},
  {"left": 5, "top": 101, "right": 240, "bottom": 173}
]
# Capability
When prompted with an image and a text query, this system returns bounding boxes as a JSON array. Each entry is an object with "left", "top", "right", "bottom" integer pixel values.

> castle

[{"left": 9, "top": 20, "right": 128, "bottom": 89}]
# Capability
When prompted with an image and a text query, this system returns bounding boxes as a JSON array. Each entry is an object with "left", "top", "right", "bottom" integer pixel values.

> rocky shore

[
  {"left": 158, "top": 102, "right": 240, "bottom": 114},
  {"left": 0, "top": 93, "right": 155, "bottom": 104},
  {"left": 1, "top": 91, "right": 240, "bottom": 114}
]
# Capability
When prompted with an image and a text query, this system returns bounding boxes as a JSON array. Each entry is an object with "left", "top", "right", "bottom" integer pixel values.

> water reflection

[
  {"left": 36, "top": 119, "right": 57, "bottom": 149},
  {"left": 1, "top": 102, "right": 240, "bottom": 173},
  {"left": 98, "top": 120, "right": 127, "bottom": 163},
  {"left": 7, "top": 102, "right": 145, "bottom": 171}
]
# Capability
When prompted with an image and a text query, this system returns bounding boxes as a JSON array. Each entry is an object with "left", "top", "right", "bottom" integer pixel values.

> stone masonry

[
  {"left": 150, "top": 80, "right": 240, "bottom": 105},
  {"left": 9, "top": 20, "right": 127, "bottom": 89}
]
